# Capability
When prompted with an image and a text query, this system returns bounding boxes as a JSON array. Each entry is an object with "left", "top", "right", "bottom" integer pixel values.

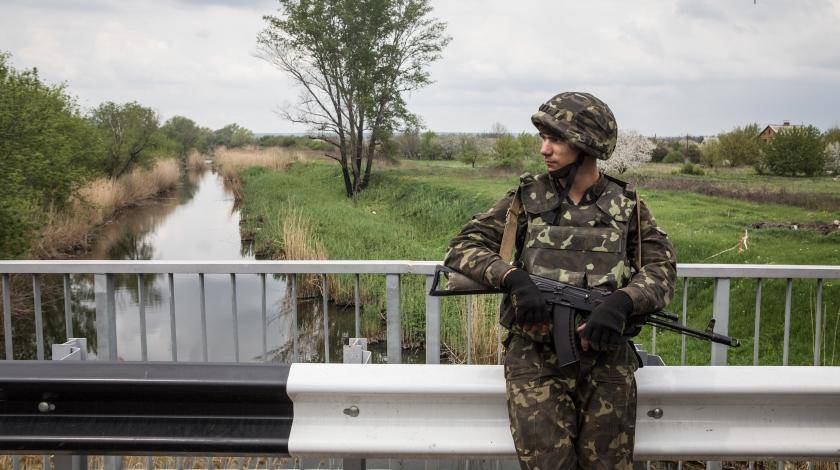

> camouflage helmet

[{"left": 531, "top": 92, "right": 618, "bottom": 160}]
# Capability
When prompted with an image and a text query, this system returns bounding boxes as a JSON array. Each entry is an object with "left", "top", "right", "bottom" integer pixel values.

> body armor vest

[{"left": 516, "top": 172, "right": 635, "bottom": 293}]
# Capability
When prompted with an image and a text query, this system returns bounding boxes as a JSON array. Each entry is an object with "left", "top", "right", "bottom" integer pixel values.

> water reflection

[{"left": 5, "top": 169, "right": 422, "bottom": 364}]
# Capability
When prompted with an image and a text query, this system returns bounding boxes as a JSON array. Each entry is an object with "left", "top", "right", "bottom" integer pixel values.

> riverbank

[
  {"left": 235, "top": 159, "right": 840, "bottom": 365},
  {"left": 32, "top": 158, "right": 182, "bottom": 259}
]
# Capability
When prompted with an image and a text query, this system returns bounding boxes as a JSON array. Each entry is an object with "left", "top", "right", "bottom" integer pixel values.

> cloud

[{"left": 1, "top": 0, "right": 838, "bottom": 135}]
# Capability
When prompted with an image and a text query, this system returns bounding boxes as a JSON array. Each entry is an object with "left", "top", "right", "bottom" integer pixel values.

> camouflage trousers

[{"left": 503, "top": 329, "right": 639, "bottom": 470}]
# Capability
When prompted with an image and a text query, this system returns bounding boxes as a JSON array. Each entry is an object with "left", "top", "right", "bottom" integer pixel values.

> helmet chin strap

[{"left": 548, "top": 153, "right": 585, "bottom": 224}]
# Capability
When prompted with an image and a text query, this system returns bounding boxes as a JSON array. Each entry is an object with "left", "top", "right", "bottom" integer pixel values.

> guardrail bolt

[
  {"left": 343, "top": 405, "right": 360, "bottom": 417},
  {"left": 647, "top": 408, "right": 663, "bottom": 419},
  {"left": 37, "top": 401, "right": 55, "bottom": 413}
]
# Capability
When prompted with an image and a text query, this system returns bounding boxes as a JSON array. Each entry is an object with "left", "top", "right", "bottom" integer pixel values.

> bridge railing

[{"left": 1, "top": 261, "right": 839, "bottom": 366}]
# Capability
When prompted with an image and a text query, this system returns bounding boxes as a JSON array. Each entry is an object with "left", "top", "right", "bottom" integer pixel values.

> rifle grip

[{"left": 552, "top": 305, "right": 580, "bottom": 367}]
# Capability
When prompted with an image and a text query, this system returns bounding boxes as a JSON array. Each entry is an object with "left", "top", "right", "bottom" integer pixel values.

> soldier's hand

[
  {"left": 502, "top": 269, "right": 550, "bottom": 325},
  {"left": 580, "top": 290, "right": 634, "bottom": 351}
]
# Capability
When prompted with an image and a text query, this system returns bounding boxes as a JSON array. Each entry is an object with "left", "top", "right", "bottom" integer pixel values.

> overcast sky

[{"left": 2, "top": 0, "right": 838, "bottom": 136}]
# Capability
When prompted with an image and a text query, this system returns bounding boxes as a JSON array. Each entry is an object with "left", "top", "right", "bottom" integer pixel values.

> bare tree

[
  {"left": 257, "top": 0, "right": 450, "bottom": 197},
  {"left": 599, "top": 130, "right": 655, "bottom": 175}
]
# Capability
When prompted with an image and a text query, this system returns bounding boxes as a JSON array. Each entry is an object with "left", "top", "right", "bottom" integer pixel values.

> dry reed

[
  {"left": 445, "top": 294, "right": 504, "bottom": 365},
  {"left": 32, "top": 159, "right": 180, "bottom": 258},
  {"left": 214, "top": 146, "right": 309, "bottom": 183},
  {"left": 186, "top": 150, "right": 210, "bottom": 171},
  {"left": 274, "top": 206, "right": 340, "bottom": 298}
]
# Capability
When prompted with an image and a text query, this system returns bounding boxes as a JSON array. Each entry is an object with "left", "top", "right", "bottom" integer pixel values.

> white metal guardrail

[
  {"left": 289, "top": 363, "right": 840, "bottom": 461},
  {"left": 1, "top": 261, "right": 839, "bottom": 469}
]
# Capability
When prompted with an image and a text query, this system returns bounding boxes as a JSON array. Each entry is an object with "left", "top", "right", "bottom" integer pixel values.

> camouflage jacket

[{"left": 444, "top": 172, "right": 677, "bottom": 328}]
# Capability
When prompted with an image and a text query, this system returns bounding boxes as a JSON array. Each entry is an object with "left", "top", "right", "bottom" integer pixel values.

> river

[{"left": 15, "top": 168, "right": 422, "bottom": 364}]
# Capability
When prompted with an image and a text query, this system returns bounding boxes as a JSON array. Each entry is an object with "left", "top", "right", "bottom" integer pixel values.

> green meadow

[{"left": 237, "top": 160, "right": 840, "bottom": 365}]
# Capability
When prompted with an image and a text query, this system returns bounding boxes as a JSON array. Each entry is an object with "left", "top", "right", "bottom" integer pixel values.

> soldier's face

[{"left": 539, "top": 133, "right": 579, "bottom": 171}]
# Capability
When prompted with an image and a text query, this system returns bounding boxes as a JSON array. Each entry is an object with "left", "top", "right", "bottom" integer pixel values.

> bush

[
  {"left": 762, "top": 125, "right": 825, "bottom": 176},
  {"left": 717, "top": 124, "right": 762, "bottom": 166},
  {"left": 700, "top": 139, "right": 725, "bottom": 167},
  {"left": 684, "top": 144, "right": 701, "bottom": 163},
  {"left": 677, "top": 162, "right": 704, "bottom": 175},
  {"left": 823, "top": 127, "right": 840, "bottom": 146},
  {"left": 662, "top": 149, "right": 683, "bottom": 163},
  {"left": 651, "top": 146, "right": 668, "bottom": 162}
]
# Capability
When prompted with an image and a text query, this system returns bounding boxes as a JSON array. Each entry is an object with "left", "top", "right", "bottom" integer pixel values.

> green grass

[{"left": 238, "top": 161, "right": 840, "bottom": 365}]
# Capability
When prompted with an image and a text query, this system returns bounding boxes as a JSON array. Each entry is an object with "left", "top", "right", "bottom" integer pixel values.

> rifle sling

[{"left": 499, "top": 188, "right": 522, "bottom": 263}]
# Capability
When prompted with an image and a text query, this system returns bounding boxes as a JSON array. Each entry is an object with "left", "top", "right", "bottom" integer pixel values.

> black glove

[
  {"left": 582, "top": 290, "right": 634, "bottom": 351},
  {"left": 503, "top": 269, "right": 550, "bottom": 325}
]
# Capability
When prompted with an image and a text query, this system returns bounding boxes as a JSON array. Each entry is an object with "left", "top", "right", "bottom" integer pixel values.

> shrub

[
  {"left": 717, "top": 124, "right": 762, "bottom": 166},
  {"left": 684, "top": 144, "right": 702, "bottom": 163},
  {"left": 700, "top": 139, "right": 725, "bottom": 167},
  {"left": 762, "top": 125, "right": 825, "bottom": 176},
  {"left": 677, "top": 162, "right": 704, "bottom": 175},
  {"left": 662, "top": 149, "right": 683, "bottom": 163},
  {"left": 823, "top": 127, "right": 840, "bottom": 145},
  {"left": 651, "top": 146, "right": 668, "bottom": 162}
]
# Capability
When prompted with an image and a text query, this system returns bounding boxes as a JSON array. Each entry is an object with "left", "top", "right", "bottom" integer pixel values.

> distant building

[{"left": 759, "top": 121, "right": 804, "bottom": 141}]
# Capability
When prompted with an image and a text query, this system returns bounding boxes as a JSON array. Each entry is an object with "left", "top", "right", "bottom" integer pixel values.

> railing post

[
  {"left": 710, "top": 277, "right": 730, "bottom": 366},
  {"left": 425, "top": 275, "right": 440, "bottom": 364},
  {"left": 386, "top": 274, "right": 401, "bottom": 364},
  {"left": 94, "top": 274, "right": 118, "bottom": 361}
]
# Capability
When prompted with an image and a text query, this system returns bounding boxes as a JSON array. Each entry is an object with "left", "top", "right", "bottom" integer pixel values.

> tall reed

[{"left": 33, "top": 158, "right": 180, "bottom": 258}]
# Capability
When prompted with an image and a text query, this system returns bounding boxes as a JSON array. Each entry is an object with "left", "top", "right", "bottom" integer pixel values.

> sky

[{"left": 1, "top": 0, "right": 839, "bottom": 136}]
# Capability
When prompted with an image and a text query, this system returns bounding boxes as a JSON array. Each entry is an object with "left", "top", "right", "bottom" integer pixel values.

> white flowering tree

[
  {"left": 825, "top": 142, "right": 840, "bottom": 175},
  {"left": 599, "top": 130, "right": 655, "bottom": 174}
]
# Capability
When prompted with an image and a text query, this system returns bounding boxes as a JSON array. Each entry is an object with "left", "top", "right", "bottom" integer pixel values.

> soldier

[{"left": 444, "top": 92, "right": 677, "bottom": 469}]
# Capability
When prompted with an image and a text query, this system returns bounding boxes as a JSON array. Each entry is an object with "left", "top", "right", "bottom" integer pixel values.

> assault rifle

[{"left": 428, "top": 265, "right": 740, "bottom": 366}]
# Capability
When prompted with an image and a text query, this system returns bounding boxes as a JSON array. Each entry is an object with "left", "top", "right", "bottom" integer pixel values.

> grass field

[{"left": 237, "top": 158, "right": 840, "bottom": 365}]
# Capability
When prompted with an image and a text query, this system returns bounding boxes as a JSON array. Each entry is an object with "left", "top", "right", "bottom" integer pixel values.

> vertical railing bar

[
  {"left": 783, "top": 278, "right": 792, "bottom": 366},
  {"left": 385, "top": 274, "right": 401, "bottom": 364},
  {"left": 322, "top": 275, "right": 330, "bottom": 363},
  {"left": 199, "top": 273, "right": 208, "bottom": 362},
  {"left": 754, "top": 279, "right": 763, "bottom": 366},
  {"left": 261, "top": 273, "right": 267, "bottom": 362},
  {"left": 651, "top": 324, "right": 657, "bottom": 356},
  {"left": 291, "top": 274, "right": 299, "bottom": 362},
  {"left": 231, "top": 273, "right": 239, "bottom": 363},
  {"left": 168, "top": 273, "right": 177, "bottom": 362},
  {"left": 710, "top": 277, "right": 731, "bottom": 366},
  {"left": 63, "top": 273, "right": 73, "bottom": 339},
  {"left": 33, "top": 274, "right": 44, "bottom": 360},
  {"left": 138, "top": 274, "right": 148, "bottom": 361},
  {"left": 3, "top": 273, "right": 14, "bottom": 360},
  {"left": 103, "top": 273, "right": 118, "bottom": 361},
  {"left": 466, "top": 295, "right": 472, "bottom": 364},
  {"left": 354, "top": 274, "right": 361, "bottom": 338},
  {"left": 681, "top": 277, "right": 688, "bottom": 366},
  {"left": 815, "top": 278, "right": 824, "bottom": 366},
  {"left": 424, "top": 275, "right": 441, "bottom": 365}
]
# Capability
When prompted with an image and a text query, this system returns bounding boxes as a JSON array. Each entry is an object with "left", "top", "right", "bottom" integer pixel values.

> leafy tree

[
  {"left": 684, "top": 144, "right": 701, "bottom": 164},
  {"left": 650, "top": 146, "right": 668, "bottom": 163},
  {"left": 419, "top": 130, "right": 444, "bottom": 160},
  {"left": 89, "top": 101, "right": 160, "bottom": 178},
  {"left": 0, "top": 52, "right": 103, "bottom": 257},
  {"left": 258, "top": 0, "right": 450, "bottom": 197},
  {"left": 456, "top": 135, "right": 484, "bottom": 168},
  {"left": 599, "top": 130, "right": 654, "bottom": 174},
  {"left": 398, "top": 128, "right": 421, "bottom": 159},
  {"left": 491, "top": 134, "right": 524, "bottom": 169},
  {"left": 716, "top": 124, "right": 762, "bottom": 166},
  {"left": 700, "top": 139, "right": 725, "bottom": 167},
  {"left": 762, "top": 125, "right": 826, "bottom": 176},
  {"left": 823, "top": 127, "right": 840, "bottom": 145},
  {"left": 214, "top": 123, "right": 255, "bottom": 148},
  {"left": 162, "top": 116, "right": 201, "bottom": 159}
]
